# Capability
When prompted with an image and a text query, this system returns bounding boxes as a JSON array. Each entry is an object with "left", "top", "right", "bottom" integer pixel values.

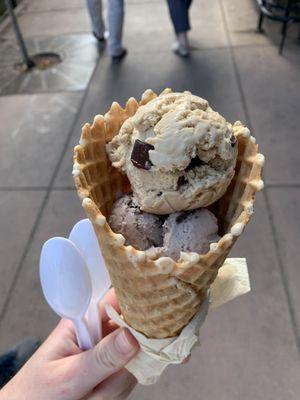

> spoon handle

[
  {"left": 88, "top": 301, "right": 102, "bottom": 343},
  {"left": 73, "top": 318, "right": 94, "bottom": 350}
]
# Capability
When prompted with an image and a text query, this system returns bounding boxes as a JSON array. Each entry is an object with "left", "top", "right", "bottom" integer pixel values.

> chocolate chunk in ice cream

[
  {"left": 230, "top": 135, "right": 237, "bottom": 147},
  {"left": 185, "top": 155, "right": 205, "bottom": 172},
  {"left": 130, "top": 139, "right": 154, "bottom": 170}
]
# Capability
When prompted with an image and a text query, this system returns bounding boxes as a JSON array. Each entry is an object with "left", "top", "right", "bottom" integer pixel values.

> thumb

[{"left": 69, "top": 328, "right": 139, "bottom": 394}]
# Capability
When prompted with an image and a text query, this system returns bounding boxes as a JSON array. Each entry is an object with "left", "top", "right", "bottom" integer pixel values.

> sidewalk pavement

[{"left": 0, "top": 0, "right": 300, "bottom": 399}]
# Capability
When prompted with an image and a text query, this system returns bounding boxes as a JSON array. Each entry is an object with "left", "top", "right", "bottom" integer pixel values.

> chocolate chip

[
  {"left": 185, "top": 155, "right": 205, "bottom": 172},
  {"left": 177, "top": 176, "right": 188, "bottom": 186},
  {"left": 175, "top": 214, "right": 185, "bottom": 224},
  {"left": 131, "top": 139, "right": 154, "bottom": 170},
  {"left": 159, "top": 215, "right": 167, "bottom": 223},
  {"left": 230, "top": 135, "right": 237, "bottom": 147},
  {"left": 175, "top": 212, "right": 189, "bottom": 224},
  {"left": 175, "top": 211, "right": 191, "bottom": 224}
]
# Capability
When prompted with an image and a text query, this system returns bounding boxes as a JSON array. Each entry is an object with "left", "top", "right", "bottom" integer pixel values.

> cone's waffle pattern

[{"left": 73, "top": 89, "right": 264, "bottom": 338}]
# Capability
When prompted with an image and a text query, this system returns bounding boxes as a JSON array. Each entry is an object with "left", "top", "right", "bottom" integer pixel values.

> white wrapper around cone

[{"left": 105, "top": 257, "right": 250, "bottom": 385}]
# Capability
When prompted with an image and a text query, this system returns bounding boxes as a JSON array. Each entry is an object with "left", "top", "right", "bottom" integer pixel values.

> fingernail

[{"left": 114, "top": 329, "right": 137, "bottom": 355}]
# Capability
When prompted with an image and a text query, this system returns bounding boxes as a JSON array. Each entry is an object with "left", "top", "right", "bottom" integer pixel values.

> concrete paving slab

[
  {"left": 54, "top": 47, "right": 246, "bottom": 187},
  {"left": 233, "top": 45, "right": 300, "bottom": 185},
  {"left": 0, "top": 92, "right": 83, "bottom": 187},
  {"left": 0, "top": 190, "right": 45, "bottom": 314},
  {"left": 130, "top": 194, "right": 300, "bottom": 399},
  {"left": 23, "top": 0, "right": 85, "bottom": 13},
  {"left": 0, "top": 190, "right": 85, "bottom": 352},
  {"left": 2, "top": 8, "right": 91, "bottom": 38},
  {"left": 0, "top": 34, "right": 99, "bottom": 95},
  {"left": 267, "top": 188, "right": 300, "bottom": 346}
]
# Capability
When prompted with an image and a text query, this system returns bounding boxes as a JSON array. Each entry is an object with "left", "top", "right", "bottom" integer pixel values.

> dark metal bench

[{"left": 256, "top": 0, "right": 300, "bottom": 53}]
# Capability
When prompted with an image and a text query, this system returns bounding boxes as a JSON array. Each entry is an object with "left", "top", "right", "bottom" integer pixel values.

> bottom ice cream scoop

[
  {"left": 109, "top": 194, "right": 163, "bottom": 250},
  {"left": 109, "top": 194, "right": 219, "bottom": 261},
  {"left": 161, "top": 209, "right": 220, "bottom": 261}
]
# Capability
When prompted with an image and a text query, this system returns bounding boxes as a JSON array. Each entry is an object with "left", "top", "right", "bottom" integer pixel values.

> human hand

[{"left": 0, "top": 289, "right": 139, "bottom": 400}]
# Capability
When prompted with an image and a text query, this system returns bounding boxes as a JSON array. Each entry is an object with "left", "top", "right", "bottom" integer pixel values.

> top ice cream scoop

[{"left": 106, "top": 91, "right": 238, "bottom": 214}]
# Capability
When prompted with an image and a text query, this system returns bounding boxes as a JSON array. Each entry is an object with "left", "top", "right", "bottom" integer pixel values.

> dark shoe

[
  {"left": 93, "top": 32, "right": 106, "bottom": 43},
  {"left": 111, "top": 49, "right": 127, "bottom": 64},
  {"left": 0, "top": 337, "right": 40, "bottom": 388}
]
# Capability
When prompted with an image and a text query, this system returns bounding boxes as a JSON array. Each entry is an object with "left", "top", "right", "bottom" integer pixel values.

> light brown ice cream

[{"left": 107, "top": 91, "right": 238, "bottom": 214}]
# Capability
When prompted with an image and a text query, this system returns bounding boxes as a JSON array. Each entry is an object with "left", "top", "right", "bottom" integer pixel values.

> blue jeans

[
  {"left": 166, "top": 0, "right": 193, "bottom": 33},
  {"left": 86, "top": 0, "right": 124, "bottom": 56}
]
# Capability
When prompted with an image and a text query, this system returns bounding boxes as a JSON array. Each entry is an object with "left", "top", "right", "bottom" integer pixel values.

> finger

[
  {"left": 181, "top": 355, "right": 191, "bottom": 364},
  {"left": 38, "top": 319, "right": 81, "bottom": 360},
  {"left": 102, "top": 319, "right": 120, "bottom": 337},
  {"left": 85, "top": 369, "right": 137, "bottom": 400},
  {"left": 99, "top": 288, "right": 121, "bottom": 323},
  {"left": 68, "top": 328, "right": 139, "bottom": 396}
]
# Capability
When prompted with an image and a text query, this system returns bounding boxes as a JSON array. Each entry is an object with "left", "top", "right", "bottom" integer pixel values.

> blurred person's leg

[
  {"left": 0, "top": 338, "right": 40, "bottom": 388},
  {"left": 86, "top": 0, "right": 106, "bottom": 41},
  {"left": 167, "top": 0, "right": 192, "bottom": 33},
  {"left": 166, "top": 0, "right": 193, "bottom": 56},
  {"left": 108, "top": 0, "right": 126, "bottom": 61}
]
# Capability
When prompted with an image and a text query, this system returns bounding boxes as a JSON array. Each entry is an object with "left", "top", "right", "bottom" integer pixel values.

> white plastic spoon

[
  {"left": 40, "top": 237, "right": 94, "bottom": 350},
  {"left": 69, "top": 219, "right": 111, "bottom": 343}
]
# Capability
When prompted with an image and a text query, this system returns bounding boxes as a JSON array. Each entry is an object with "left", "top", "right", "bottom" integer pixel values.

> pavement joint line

[
  {"left": 51, "top": 187, "right": 75, "bottom": 191},
  {"left": 219, "top": 0, "right": 300, "bottom": 357},
  {"left": 0, "top": 36, "right": 277, "bottom": 53},
  {"left": 266, "top": 184, "right": 300, "bottom": 189},
  {"left": 0, "top": 187, "right": 49, "bottom": 191},
  {"left": 0, "top": 187, "right": 75, "bottom": 191},
  {"left": 17, "top": 7, "right": 87, "bottom": 16},
  {"left": 218, "top": 0, "right": 253, "bottom": 129},
  {"left": 0, "top": 31, "right": 96, "bottom": 42},
  {"left": 0, "top": 89, "right": 85, "bottom": 98},
  {"left": 0, "top": 55, "right": 101, "bottom": 328}
]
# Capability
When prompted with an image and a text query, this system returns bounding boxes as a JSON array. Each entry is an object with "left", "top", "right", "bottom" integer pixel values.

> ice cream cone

[{"left": 73, "top": 88, "right": 264, "bottom": 339}]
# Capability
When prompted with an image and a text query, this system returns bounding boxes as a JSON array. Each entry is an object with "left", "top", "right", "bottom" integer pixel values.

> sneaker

[{"left": 171, "top": 41, "right": 190, "bottom": 57}]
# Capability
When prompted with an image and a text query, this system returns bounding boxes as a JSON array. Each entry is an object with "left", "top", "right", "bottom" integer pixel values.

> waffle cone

[{"left": 73, "top": 88, "right": 264, "bottom": 339}]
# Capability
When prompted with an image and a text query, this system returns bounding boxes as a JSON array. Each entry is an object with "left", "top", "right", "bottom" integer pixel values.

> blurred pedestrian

[
  {"left": 86, "top": 0, "right": 106, "bottom": 42},
  {"left": 166, "top": 0, "right": 193, "bottom": 57},
  {"left": 86, "top": 0, "right": 127, "bottom": 62}
]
